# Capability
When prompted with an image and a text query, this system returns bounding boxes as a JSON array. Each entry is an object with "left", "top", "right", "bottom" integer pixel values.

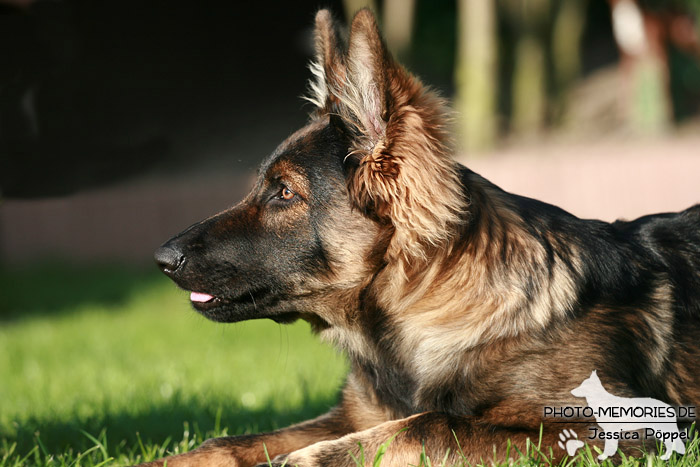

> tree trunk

[
  {"left": 455, "top": 0, "right": 498, "bottom": 152},
  {"left": 551, "top": 0, "right": 588, "bottom": 121},
  {"left": 383, "top": 0, "right": 416, "bottom": 60}
]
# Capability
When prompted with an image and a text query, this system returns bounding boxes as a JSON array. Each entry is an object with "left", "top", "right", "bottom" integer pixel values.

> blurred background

[
  {"left": 0, "top": 0, "right": 699, "bottom": 462},
  {"left": 1, "top": 0, "right": 700, "bottom": 263}
]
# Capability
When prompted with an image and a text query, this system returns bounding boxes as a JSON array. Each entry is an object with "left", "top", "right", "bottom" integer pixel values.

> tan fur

[
  {"left": 642, "top": 282, "right": 674, "bottom": 376},
  {"left": 308, "top": 10, "right": 466, "bottom": 269},
  {"left": 369, "top": 180, "right": 581, "bottom": 390}
]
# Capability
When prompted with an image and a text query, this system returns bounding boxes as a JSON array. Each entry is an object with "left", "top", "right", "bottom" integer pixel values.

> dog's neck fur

[
  {"left": 377, "top": 171, "right": 580, "bottom": 340},
  {"left": 317, "top": 169, "right": 584, "bottom": 416}
]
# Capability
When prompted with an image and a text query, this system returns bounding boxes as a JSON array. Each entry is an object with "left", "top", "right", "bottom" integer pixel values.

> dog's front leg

[
  {"left": 259, "top": 412, "right": 602, "bottom": 467},
  {"left": 134, "top": 407, "right": 354, "bottom": 467}
]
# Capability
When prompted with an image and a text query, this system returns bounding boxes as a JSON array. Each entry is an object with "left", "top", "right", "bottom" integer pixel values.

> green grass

[
  {"left": 0, "top": 263, "right": 347, "bottom": 465},
  {"left": 1, "top": 263, "right": 698, "bottom": 466}
]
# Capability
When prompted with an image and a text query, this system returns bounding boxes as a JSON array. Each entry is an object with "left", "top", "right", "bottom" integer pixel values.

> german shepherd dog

[{"left": 145, "top": 9, "right": 700, "bottom": 466}]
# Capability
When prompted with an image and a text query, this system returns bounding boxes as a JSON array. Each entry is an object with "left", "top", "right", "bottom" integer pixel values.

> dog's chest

[
  {"left": 352, "top": 347, "right": 480, "bottom": 418},
  {"left": 353, "top": 354, "right": 417, "bottom": 416},
  {"left": 324, "top": 324, "right": 484, "bottom": 416}
]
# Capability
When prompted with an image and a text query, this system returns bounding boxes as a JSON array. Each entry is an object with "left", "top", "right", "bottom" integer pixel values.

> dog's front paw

[
  {"left": 132, "top": 447, "right": 241, "bottom": 467},
  {"left": 132, "top": 459, "right": 168, "bottom": 467},
  {"left": 253, "top": 453, "right": 290, "bottom": 467},
  {"left": 257, "top": 443, "right": 326, "bottom": 467},
  {"left": 132, "top": 461, "right": 164, "bottom": 467}
]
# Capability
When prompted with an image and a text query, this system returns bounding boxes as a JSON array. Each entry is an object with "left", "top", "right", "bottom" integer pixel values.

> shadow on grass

[
  {"left": 5, "top": 391, "right": 340, "bottom": 457},
  {"left": 0, "top": 262, "right": 165, "bottom": 321}
]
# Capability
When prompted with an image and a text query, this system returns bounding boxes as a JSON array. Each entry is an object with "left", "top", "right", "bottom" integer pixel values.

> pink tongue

[{"left": 190, "top": 292, "right": 215, "bottom": 303}]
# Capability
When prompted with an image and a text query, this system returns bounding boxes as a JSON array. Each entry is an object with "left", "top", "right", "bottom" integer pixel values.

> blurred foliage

[
  {"left": 397, "top": 0, "right": 700, "bottom": 147},
  {"left": 669, "top": 45, "right": 700, "bottom": 121},
  {"left": 408, "top": 0, "right": 457, "bottom": 89}
]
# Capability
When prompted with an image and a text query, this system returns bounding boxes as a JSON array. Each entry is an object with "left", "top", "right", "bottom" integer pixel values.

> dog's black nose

[{"left": 154, "top": 244, "right": 184, "bottom": 275}]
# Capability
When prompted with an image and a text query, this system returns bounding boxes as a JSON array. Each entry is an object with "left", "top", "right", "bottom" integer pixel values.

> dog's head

[{"left": 154, "top": 9, "right": 465, "bottom": 326}]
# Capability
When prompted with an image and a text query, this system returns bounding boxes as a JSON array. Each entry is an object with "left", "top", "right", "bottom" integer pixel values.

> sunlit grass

[{"left": 0, "top": 263, "right": 347, "bottom": 464}]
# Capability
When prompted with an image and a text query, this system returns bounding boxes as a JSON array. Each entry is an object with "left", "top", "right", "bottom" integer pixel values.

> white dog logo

[{"left": 570, "top": 370, "right": 686, "bottom": 460}]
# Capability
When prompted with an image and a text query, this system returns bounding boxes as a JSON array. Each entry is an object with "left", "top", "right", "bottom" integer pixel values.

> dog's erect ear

[
  {"left": 307, "top": 9, "right": 345, "bottom": 113},
  {"left": 342, "top": 10, "right": 465, "bottom": 263},
  {"left": 307, "top": 9, "right": 389, "bottom": 142},
  {"left": 343, "top": 9, "right": 389, "bottom": 144},
  {"left": 309, "top": 9, "right": 465, "bottom": 264}
]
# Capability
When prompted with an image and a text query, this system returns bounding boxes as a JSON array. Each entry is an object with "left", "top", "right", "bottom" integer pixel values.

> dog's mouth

[
  {"left": 185, "top": 286, "right": 271, "bottom": 322},
  {"left": 189, "top": 291, "right": 220, "bottom": 312},
  {"left": 183, "top": 285, "right": 303, "bottom": 325},
  {"left": 188, "top": 290, "right": 242, "bottom": 315}
]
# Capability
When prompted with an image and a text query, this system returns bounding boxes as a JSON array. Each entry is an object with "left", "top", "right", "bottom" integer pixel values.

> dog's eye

[
  {"left": 277, "top": 186, "right": 295, "bottom": 201},
  {"left": 281, "top": 186, "right": 294, "bottom": 200}
]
